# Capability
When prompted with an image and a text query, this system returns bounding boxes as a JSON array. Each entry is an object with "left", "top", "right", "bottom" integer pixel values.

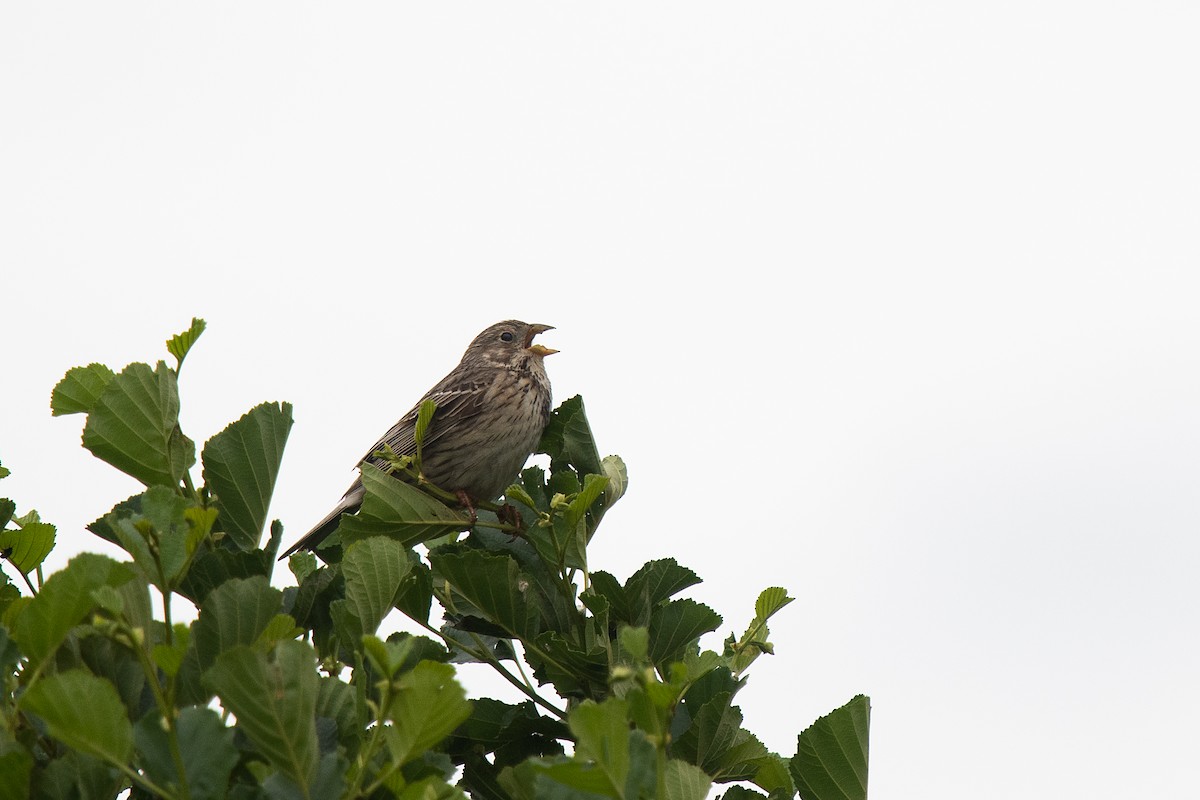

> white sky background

[{"left": 2, "top": 3, "right": 1198, "bottom": 797}]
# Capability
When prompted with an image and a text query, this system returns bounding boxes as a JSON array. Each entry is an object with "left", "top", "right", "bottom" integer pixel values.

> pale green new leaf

[
  {"left": 601, "top": 454, "right": 628, "bottom": 506},
  {"left": 755, "top": 587, "right": 794, "bottom": 620},
  {"left": 563, "top": 473, "right": 608, "bottom": 536},
  {"left": 414, "top": 399, "right": 437, "bottom": 468},
  {"left": 0, "top": 521, "right": 56, "bottom": 574},
  {"left": 730, "top": 587, "right": 795, "bottom": 675},
  {"left": 166, "top": 317, "right": 206, "bottom": 371}
]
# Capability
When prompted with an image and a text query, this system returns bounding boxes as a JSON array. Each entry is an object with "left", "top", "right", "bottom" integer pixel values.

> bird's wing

[{"left": 360, "top": 378, "right": 493, "bottom": 465}]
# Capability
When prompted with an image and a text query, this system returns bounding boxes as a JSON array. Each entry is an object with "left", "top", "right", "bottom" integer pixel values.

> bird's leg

[{"left": 454, "top": 489, "right": 478, "bottom": 525}]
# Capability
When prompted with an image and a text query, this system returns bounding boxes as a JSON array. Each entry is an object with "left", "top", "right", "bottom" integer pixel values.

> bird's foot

[
  {"left": 455, "top": 489, "right": 478, "bottom": 525},
  {"left": 497, "top": 503, "right": 524, "bottom": 538}
]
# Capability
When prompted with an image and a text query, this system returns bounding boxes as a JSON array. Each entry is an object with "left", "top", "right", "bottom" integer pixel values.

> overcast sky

[{"left": 2, "top": 4, "right": 1198, "bottom": 798}]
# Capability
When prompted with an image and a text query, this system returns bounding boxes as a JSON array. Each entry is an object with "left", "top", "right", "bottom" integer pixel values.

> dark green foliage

[{"left": 0, "top": 322, "right": 869, "bottom": 799}]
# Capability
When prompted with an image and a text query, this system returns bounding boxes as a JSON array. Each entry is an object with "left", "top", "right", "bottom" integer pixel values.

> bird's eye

[{"left": 500, "top": 331, "right": 515, "bottom": 342}]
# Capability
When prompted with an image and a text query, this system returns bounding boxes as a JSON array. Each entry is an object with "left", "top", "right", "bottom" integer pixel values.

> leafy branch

[{"left": 0, "top": 321, "right": 869, "bottom": 800}]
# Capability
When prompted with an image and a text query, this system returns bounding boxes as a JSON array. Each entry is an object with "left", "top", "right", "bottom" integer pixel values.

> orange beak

[{"left": 526, "top": 324, "right": 558, "bottom": 356}]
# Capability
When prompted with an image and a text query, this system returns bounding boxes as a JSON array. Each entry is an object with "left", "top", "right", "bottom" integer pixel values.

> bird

[{"left": 280, "top": 320, "right": 557, "bottom": 559}]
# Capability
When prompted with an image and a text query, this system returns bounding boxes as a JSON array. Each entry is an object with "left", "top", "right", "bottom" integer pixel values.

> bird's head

[{"left": 466, "top": 320, "right": 558, "bottom": 369}]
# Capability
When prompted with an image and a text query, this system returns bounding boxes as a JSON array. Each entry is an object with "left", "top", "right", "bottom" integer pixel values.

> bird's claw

[
  {"left": 497, "top": 503, "right": 524, "bottom": 538},
  {"left": 455, "top": 489, "right": 478, "bottom": 525}
]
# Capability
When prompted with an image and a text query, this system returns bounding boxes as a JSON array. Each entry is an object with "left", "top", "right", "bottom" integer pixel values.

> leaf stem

[
  {"left": 412, "top": 615, "right": 565, "bottom": 720},
  {"left": 14, "top": 568, "right": 37, "bottom": 597}
]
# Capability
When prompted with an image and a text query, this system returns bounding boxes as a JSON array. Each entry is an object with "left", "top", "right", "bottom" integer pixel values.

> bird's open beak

[{"left": 526, "top": 324, "right": 558, "bottom": 357}]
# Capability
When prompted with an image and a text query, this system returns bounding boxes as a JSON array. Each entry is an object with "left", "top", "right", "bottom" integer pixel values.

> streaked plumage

[{"left": 280, "top": 320, "right": 555, "bottom": 558}]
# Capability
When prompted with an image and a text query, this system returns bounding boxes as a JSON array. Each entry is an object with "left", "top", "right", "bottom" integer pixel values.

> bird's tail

[{"left": 278, "top": 481, "right": 366, "bottom": 560}]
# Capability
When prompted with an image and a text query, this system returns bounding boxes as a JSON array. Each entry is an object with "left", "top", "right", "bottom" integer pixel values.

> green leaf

[
  {"left": 528, "top": 631, "right": 609, "bottom": 700},
  {"left": 0, "top": 521, "right": 56, "bottom": 574},
  {"left": 719, "top": 788, "right": 767, "bottom": 800},
  {"left": 166, "top": 317, "right": 206, "bottom": 371},
  {"left": 626, "top": 559, "right": 701, "bottom": 617},
  {"left": 0, "top": 498, "right": 14, "bottom": 531},
  {"left": 393, "top": 552, "right": 433, "bottom": 625},
  {"left": 648, "top": 599, "right": 722, "bottom": 668},
  {"left": 600, "top": 454, "right": 628, "bottom": 506},
  {"left": 81, "top": 361, "right": 194, "bottom": 488},
  {"left": 201, "top": 401, "right": 294, "bottom": 551},
  {"left": 285, "top": 565, "right": 342, "bottom": 661},
  {"left": 525, "top": 700, "right": 655, "bottom": 800},
  {"left": 673, "top": 691, "right": 741, "bottom": 774},
  {"left": 205, "top": 640, "right": 320, "bottom": 791},
  {"left": 178, "top": 575, "right": 282, "bottom": 705},
  {"left": 108, "top": 486, "right": 196, "bottom": 589},
  {"left": 364, "top": 633, "right": 450, "bottom": 679},
  {"left": 664, "top": 759, "right": 712, "bottom": 800},
  {"left": 339, "top": 464, "right": 466, "bottom": 548},
  {"left": 0, "top": 732, "right": 33, "bottom": 800},
  {"left": 751, "top": 753, "right": 796, "bottom": 797},
  {"left": 618, "top": 626, "right": 649, "bottom": 664},
  {"left": 445, "top": 699, "right": 568, "bottom": 766},
  {"left": 539, "top": 396, "right": 603, "bottom": 478},
  {"left": 335, "top": 536, "right": 410, "bottom": 641},
  {"left": 78, "top": 633, "right": 146, "bottom": 720},
  {"left": 729, "top": 587, "right": 794, "bottom": 675},
  {"left": 587, "top": 571, "right": 630, "bottom": 623},
  {"left": 289, "top": 551, "right": 318, "bottom": 583},
  {"left": 177, "top": 545, "right": 272, "bottom": 606},
  {"left": 256, "top": 613, "right": 302, "bottom": 649},
  {"left": 90, "top": 585, "right": 123, "bottom": 616},
  {"left": 672, "top": 685, "right": 772, "bottom": 783},
  {"left": 382, "top": 661, "right": 472, "bottom": 766},
  {"left": 11, "top": 553, "right": 132, "bottom": 668},
  {"left": 755, "top": 587, "right": 794, "bottom": 620},
  {"left": 25, "top": 751, "right": 121, "bottom": 799},
  {"left": 562, "top": 473, "right": 608, "bottom": 538},
  {"left": 264, "top": 752, "right": 347, "bottom": 800},
  {"left": 0, "top": 461, "right": 8, "bottom": 480},
  {"left": 428, "top": 546, "right": 536, "bottom": 639},
  {"left": 152, "top": 624, "right": 191, "bottom": 677},
  {"left": 791, "top": 695, "right": 870, "bottom": 800},
  {"left": 569, "top": 699, "right": 630, "bottom": 781},
  {"left": 0, "top": 630, "right": 16, "bottom": 680},
  {"left": 134, "top": 707, "right": 238, "bottom": 800},
  {"left": 317, "top": 675, "right": 362, "bottom": 752},
  {"left": 85, "top": 493, "right": 143, "bottom": 546},
  {"left": 50, "top": 363, "right": 115, "bottom": 416},
  {"left": 192, "top": 576, "right": 282, "bottom": 667},
  {"left": 19, "top": 670, "right": 133, "bottom": 764}
]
